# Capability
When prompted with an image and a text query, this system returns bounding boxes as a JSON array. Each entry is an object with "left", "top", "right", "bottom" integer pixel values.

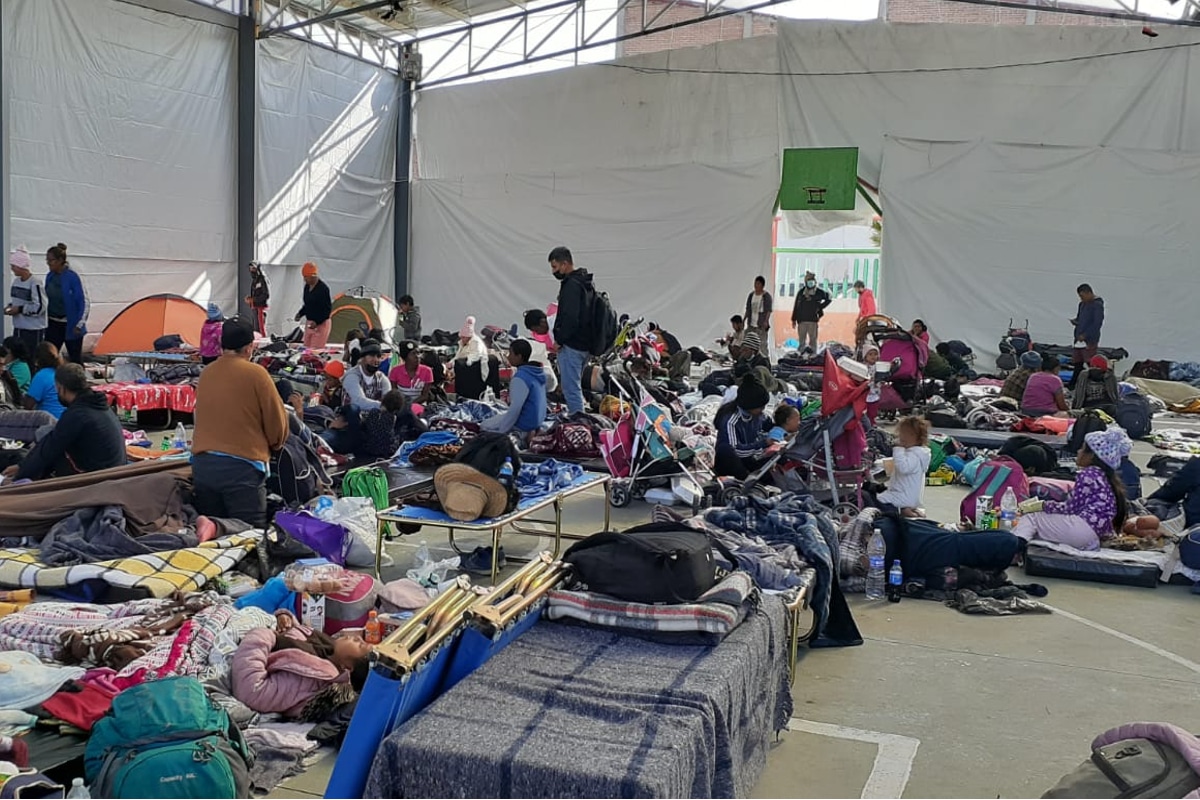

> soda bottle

[
  {"left": 866, "top": 528, "right": 886, "bottom": 600},
  {"left": 364, "top": 610, "right": 382, "bottom": 645},
  {"left": 887, "top": 559, "right": 904, "bottom": 603}
]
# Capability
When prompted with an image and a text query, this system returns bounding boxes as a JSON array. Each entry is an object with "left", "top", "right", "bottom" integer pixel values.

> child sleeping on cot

[
  {"left": 231, "top": 610, "right": 370, "bottom": 719},
  {"left": 874, "top": 416, "right": 932, "bottom": 519}
]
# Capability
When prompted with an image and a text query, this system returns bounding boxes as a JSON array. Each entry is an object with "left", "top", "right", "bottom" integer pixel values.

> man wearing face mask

[
  {"left": 791, "top": 271, "right": 831, "bottom": 353},
  {"left": 548, "top": 246, "right": 594, "bottom": 415},
  {"left": 342, "top": 338, "right": 391, "bottom": 412}
]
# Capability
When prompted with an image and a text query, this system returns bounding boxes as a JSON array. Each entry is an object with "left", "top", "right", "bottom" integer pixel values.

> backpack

[
  {"left": 589, "top": 289, "right": 620, "bottom": 357},
  {"left": 85, "top": 677, "right": 252, "bottom": 800},
  {"left": 1043, "top": 724, "right": 1200, "bottom": 798},
  {"left": 1116, "top": 393, "right": 1153, "bottom": 440},
  {"left": 563, "top": 522, "right": 739, "bottom": 604},
  {"left": 959, "top": 456, "right": 1029, "bottom": 526},
  {"left": 1067, "top": 409, "right": 1109, "bottom": 456},
  {"left": 268, "top": 433, "right": 328, "bottom": 507},
  {"left": 342, "top": 465, "right": 390, "bottom": 511}
]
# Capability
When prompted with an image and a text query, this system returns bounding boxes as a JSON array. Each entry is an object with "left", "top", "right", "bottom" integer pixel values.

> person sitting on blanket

[
  {"left": 320, "top": 359, "right": 346, "bottom": 408},
  {"left": 4, "top": 363, "right": 124, "bottom": 481},
  {"left": 481, "top": 339, "right": 547, "bottom": 442},
  {"left": 718, "top": 314, "right": 746, "bottom": 359},
  {"left": 731, "top": 329, "right": 769, "bottom": 379},
  {"left": 524, "top": 308, "right": 556, "bottom": 356},
  {"left": 1147, "top": 456, "right": 1200, "bottom": 530},
  {"left": 23, "top": 341, "right": 64, "bottom": 419},
  {"left": 1071, "top": 355, "right": 1119, "bottom": 415},
  {"left": 231, "top": 610, "right": 369, "bottom": 719},
  {"left": 713, "top": 373, "right": 780, "bottom": 480},
  {"left": 1021, "top": 353, "right": 1070, "bottom": 417},
  {"left": 1001, "top": 350, "right": 1043, "bottom": 402},
  {"left": 874, "top": 415, "right": 932, "bottom": 519},
  {"left": 343, "top": 339, "right": 391, "bottom": 412},
  {"left": 1013, "top": 427, "right": 1130, "bottom": 552}
]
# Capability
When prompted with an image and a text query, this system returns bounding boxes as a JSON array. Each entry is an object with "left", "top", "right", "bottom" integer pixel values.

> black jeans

[
  {"left": 45, "top": 321, "right": 82, "bottom": 364},
  {"left": 13, "top": 328, "right": 43, "bottom": 352},
  {"left": 1149, "top": 456, "right": 1200, "bottom": 529},
  {"left": 191, "top": 452, "right": 268, "bottom": 529}
]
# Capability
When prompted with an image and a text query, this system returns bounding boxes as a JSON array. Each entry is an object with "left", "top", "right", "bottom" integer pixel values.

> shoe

[{"left": 461, "top": 546, "right": 506, "bottom": 575}]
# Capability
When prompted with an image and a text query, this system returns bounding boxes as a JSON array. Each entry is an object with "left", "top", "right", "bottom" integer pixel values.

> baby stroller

[
  {"left": 872, "top": 322, "right": 930, "bottom": 414},
  {"left": 997, "top": 318, "right": 1032, "bottom": 373},
  {"left": 601, "top": 375, "right": 713, "bottom": 510},
  {"left": 730, "top": 352, "right": 872, "bottom": 524}
]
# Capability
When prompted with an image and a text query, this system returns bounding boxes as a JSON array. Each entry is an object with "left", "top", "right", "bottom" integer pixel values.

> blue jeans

[{"left": 557, "top": 345, "right": 589, "bottom": 415}]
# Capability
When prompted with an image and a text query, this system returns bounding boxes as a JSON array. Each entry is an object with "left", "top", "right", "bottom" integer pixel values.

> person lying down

[{"left": 231, "top": 609, "right": 369, "bottom": 720}]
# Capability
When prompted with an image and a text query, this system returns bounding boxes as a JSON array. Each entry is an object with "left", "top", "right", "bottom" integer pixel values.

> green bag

[
  {"left": 1043, "top": 735, "right": 1200, "bottom": 798},
  {"left": 85, "top": 677, "right": 252, "bottom": 799},
  {"left": 342, "top": 465, "right": 389, "bottom": 511}
]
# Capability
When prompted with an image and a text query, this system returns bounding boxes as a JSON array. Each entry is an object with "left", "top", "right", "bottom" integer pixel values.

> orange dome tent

[{"left": 93, "top": 294, "right": 208, "bottom": 356}]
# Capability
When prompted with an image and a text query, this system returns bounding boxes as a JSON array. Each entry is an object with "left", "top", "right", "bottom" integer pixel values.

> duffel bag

[{"left": 564, "top": 522, "right": 738, "bottom": 604}]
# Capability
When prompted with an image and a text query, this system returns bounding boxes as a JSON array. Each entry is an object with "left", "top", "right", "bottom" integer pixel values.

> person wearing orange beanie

[{"left": 295, "top": 262, "right": 332, "bottom": 349}]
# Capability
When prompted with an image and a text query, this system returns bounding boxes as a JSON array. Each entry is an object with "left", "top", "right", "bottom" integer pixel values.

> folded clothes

[
  {"left": 41, "top": 681, "right": 118, "bottom": 732},
  {"left": 517, "top": 458, "right": 584, "bottom": 500},
  {"left": 393, "top": 431, "right": 461, "bottom": 466}
]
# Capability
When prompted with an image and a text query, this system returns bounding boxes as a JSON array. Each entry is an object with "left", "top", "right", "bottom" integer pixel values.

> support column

[
  {"left": 393, "top": 43, "right": 415, "bottom": 298},
  {"left": 0, "top": 3, "right": 8, "bottom": 334},
  {"left": 236, "top": 6, "right": 257, "bottom": 319}
]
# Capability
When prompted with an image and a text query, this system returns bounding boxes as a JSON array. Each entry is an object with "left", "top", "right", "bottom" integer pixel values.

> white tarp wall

[
  {"left": 776, "top": 21, "right": 1200, "bottom": 360},
  {"left": 3, "top": 0, "right": 237, "bottom": 329},
  {"left": 881, "top": 138, "right": 1200, "bottom": 363},
  {"left": 411, "top": 37, "right": 780, "bottom": 345},
  {"left": 256, "top": 37, "right": 398, "bottom": 335}
]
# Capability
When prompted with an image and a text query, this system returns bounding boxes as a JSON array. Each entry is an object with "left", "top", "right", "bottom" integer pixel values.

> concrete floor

[{"left": 268, "top": 425, "right": 1200, "bottom": 799}]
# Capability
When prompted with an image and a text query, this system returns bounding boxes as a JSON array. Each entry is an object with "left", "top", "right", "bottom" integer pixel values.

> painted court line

[
  {"left": 1045, "top": 604, "right": 1200, "bottom": 676},
  {"left": 788, "top": 718, "right": 920, "bottom": 799}
]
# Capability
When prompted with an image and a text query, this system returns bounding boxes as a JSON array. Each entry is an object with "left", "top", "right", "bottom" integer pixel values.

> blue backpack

[{"left": 85, "top": 677, "right": 252, "bottom": 799}]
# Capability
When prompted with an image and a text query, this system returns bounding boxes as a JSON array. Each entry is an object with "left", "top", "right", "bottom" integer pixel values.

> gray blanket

[
  {"left": 39, "top": 506, "right": 198, "bottom": 566},
  {"left": 365, "top": 596, "right": 791, "bottom": 799}
]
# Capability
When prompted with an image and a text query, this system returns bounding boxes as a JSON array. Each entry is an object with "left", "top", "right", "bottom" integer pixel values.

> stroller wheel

[
  {"left": 610, "top": 481, "right": 633, "bottom": 508},
  {"left": 831, "top": 502, "right": 859, "bottom": 526},
  {"left": 720, "top": 484, "right": 745, "bottom": 506}
]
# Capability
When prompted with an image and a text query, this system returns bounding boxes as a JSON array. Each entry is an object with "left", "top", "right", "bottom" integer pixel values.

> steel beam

[
  {"left": 260, "top": 0, "right": 397, "bottom": 36},
  {"left": 937, "top": 0, "right": 1200, "bottom": 25},
  {"left": 237, "top": 8, "right": 257, "bottom": 319},
  {"left": 393, "top": 43, "right": 415, "bottom": 297}
]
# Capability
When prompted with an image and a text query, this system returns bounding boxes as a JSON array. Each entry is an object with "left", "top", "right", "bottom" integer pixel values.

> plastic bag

[
  {"left": 316, "top": 496, "right": 392, "bottom": 568},
  {"left": 406, "top": 542, "right": 459, "bottom": 588}
]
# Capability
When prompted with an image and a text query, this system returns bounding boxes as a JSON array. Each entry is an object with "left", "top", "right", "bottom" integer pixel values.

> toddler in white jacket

[{"left": 877, "top": 416, "right": 932, "bottom": 518}]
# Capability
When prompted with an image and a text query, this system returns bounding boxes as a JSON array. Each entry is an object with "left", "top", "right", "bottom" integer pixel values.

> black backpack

[
  {"left": 1066, "top": 409, "right": 1108, "bottom": 456},
  {"left": 453, "top": 432, "right": 522, "bottom": 513},
  {"left": 1116, "top": 393, "right": 1153, "bottom": 440},
  {"left": 268, "top": 433, "right": 329, "bottom": 506},
  {"left": 563, "top": 522, "right": 739, "bottom": 605},
  {"left": 589, "top": 289, "right": 620, "bottom": 357}
]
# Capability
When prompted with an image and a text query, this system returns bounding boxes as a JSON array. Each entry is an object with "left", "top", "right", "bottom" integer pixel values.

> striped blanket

[
  {"left": 545, "top": 572, "right": 755, "bottom": 641},
  {"left": 0, "top": 533, "right": 258, "bottom": 598}
]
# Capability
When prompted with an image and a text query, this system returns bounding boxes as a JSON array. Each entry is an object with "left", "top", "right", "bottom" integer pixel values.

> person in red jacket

[{"left": 854, "top": 280, "right": 877, "bottom": 321}]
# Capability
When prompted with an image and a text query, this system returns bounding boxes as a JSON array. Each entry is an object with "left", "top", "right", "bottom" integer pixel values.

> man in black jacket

[
  {"left": 295, "top": 261, "right": 333, "bottom": 348},
  {"left": 790, "top": 270, "right": 831, "bottom": 353},
  {"left": 549, "top": 246, "right": 594, "bottom": 414},
  {"left": 5, "top": 364, "right": 125, "bottom": 481}
]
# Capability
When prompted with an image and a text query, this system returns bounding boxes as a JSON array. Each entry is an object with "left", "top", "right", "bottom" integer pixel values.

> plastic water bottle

[
  {"left": 866, "top": 528, "right": 886, "bottom": 600},
  {"left": 999, "top": 487, "right": 1018, "bottom": 531},
  {"left": 66, "top": 778, "right": 90, "bottom": 799},
  {"left": 172, "top": 422, "right": 188, "bottom": 451},
  {"left": 888, "top": 559, "right": 904, "bottom": 603},
  {"left": 414, "top": 541, "right": 431, "bottom": 570}
]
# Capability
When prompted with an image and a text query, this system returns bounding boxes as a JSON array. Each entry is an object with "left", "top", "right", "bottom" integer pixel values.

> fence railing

[{"left": 773, "top": 248, "right": 881, "bottom": 301}]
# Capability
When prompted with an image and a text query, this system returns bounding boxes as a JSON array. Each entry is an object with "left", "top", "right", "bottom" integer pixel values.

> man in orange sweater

[{"left": 191, "top": 318, "right": 289, "bottom": 527}]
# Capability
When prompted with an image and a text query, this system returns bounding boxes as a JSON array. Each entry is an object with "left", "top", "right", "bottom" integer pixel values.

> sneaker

[{"left": 461, "top": 546, "right": 506, "bottom": 575}]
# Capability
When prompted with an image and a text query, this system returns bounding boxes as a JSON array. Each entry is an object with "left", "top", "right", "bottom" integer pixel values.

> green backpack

[
  {"left": 85, "top": 677, "right": 252, "bottom": 799},
  {"left": 342, "top": 465, "right": 389, "bottom": 511}
]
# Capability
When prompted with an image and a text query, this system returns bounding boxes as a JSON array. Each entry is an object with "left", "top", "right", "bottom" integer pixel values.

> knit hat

[
  {"left": 8, "top": 246, "right": 30, "bottom": 271},
  {"left": 741, "top": 329, "right": 762, "bottom": 353},
  {"left": 1019, "top": 351, "right": 1042, "bottom": 370},
  {"left": 323, "top": 360, "right": 345, "bottom": 379},
  {"left": 206, "top": 302, "right": 222, "bottom": 321},
  {"left": 460, "top": 316, "right": 476, "bottom": 339},
  {"left": 359, "top": 338, "right": 383, "bottom": 357},
  {"left": 1089, "top": 355, "right": 1109, "bottom": 370},
  {"left": 736, "top": 374, "right": 770, "bottom": 411},
  {"left": 1084, "top": 427, "right": 1132, "bottom": 469},
  {"left": 302, "top": 261, "right": 319, "bottom": 278},
  {"left": 221, "top": 318, "right": 256, "bottom": 351}
]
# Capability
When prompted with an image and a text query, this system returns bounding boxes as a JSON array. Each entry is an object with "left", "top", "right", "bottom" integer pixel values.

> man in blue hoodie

[
  {"left": 482, "top": 339, "right": 547, "bottom": 442},
  {"left": 1069, "top": 283, "right": 1105, "bottom": 387}
]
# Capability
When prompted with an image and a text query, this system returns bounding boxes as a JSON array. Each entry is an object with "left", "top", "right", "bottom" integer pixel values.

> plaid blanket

[
  {"left": 545, "top": 572, "right": 756, "bottom": 642},
  {"left": 0, "top": 533, "right": 258, "bottom": 598},
  {"left": 365, "top": 597, "right": 791, "bottom": 799},
  {"left": 839, "top": 507, "right": 883, "bottom": 593}
]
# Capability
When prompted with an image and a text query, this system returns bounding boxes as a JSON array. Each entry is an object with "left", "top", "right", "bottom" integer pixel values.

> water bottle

[
  {"left": 999, "top": 487, "right": 1018, "bottom": 531},
  {"left": 888, "top": 559, "right": 904, "bottom": 603},
  {"left": 414, "top": 541, "right": 431, "bottom": 570},
  {"left": 172, "top": 422, "right": 188, "bottom": 451},
  {"left": 66, "top": 778, "right": 90, "bottom": 799},
  {"left": 866, "top": 528, "right": 886, "bottom": 600}
]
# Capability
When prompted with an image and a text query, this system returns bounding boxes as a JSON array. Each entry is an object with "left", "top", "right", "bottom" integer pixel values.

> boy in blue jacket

[
  {"left": 1069, "top": 283, "right": 1104, "bottom": 388},
  {"left": 482, "top": 339, "right": 547, "bottom": 443}
]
